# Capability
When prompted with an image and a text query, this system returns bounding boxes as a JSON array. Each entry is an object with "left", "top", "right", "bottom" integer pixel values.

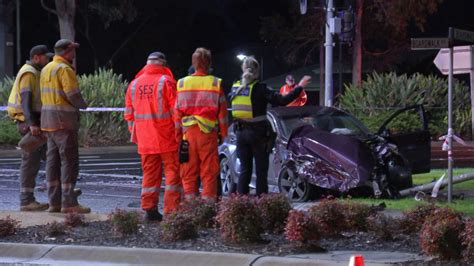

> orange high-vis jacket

[
  {"left": 280, "top": 84, "right": 307, "bottom": 106},
  {"left": 124, "top": 64, "right": 178, "bottom": 154},
  {"left": 175, "top": 73, "right": 228, "bottom": 138}
]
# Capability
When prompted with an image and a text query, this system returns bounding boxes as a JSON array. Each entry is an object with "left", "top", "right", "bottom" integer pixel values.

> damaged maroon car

[{"left": 218, "top": 105, "right": 431, "bottom": 202}]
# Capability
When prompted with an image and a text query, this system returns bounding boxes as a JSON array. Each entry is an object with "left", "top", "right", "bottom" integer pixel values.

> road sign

[
  {"left": 411, "top": 38, "right": 450, "bottom": 50},
  {"left": 453, "top": 28, "right": 474, "bottom": 43},
  {"left": 434, "top": 45, "right": 474, "bottom": 75}
]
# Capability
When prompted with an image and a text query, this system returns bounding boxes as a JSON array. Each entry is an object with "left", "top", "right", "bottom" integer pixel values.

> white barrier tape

[{"left": 0, "top": 106, "right": 124, "bottom": 112}]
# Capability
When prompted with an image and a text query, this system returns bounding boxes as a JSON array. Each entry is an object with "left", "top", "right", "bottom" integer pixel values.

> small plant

[
  {"left": 257, "top": 193, "right": 291, "bottom": 233},
  {"left": 343, "top": 202, "right": 374, "bottom": 231},
  {"left": 400, "top": 204, "right": 438, "bottom": 234},
  {"left": 161, "top": 211, "right": 197, "bottom": 241},
  {"left": 64, "top": 212, "right": 86, "bottom": 227},
  {"left": 0, "top": 216, "right": 20, "bottom": 237},
  {"left": 45, "top": 221, "right": 68, "bottom": 236},
  {"left": 420, "top": 207, "right": 465, "bottom": 260},
  {"left": 461, "top": 218, "right": 474, "bottom": 262},
  {"left": 216, "top": 195, "right": 263, "bottom": 243},
  {"left": 108, "top": 209, "right": 141, "bottom": 236},
  {"left": 285, "top": 210, "right": 320, "bottom": 245},
  {"left": 178, "top": 198, "right": 217, "bottom": 229},
  {"left": 366, "top": 213, "right": 399, "bottom": 240},
  {"left": 308, "top": 200, "right": 346, "bottom": 236}
]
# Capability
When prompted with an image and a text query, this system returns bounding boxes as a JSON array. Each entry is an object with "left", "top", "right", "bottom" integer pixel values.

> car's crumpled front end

[{"left": 285, "top": 125, "right": 410, "bottom": 197}]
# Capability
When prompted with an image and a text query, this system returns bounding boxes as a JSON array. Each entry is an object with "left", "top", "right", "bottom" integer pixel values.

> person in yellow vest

[
  {"left": 7, "top": 45, "right": 53, "bottom": 211},
  {"left": 230, "top": 56, "right": 311, "bottom": 195},
  {"left": 175, "top": 47, "right": 228, "bottom": 202},
  {"left": 40, "top": 39, "right": 90, "bottom": 213}
]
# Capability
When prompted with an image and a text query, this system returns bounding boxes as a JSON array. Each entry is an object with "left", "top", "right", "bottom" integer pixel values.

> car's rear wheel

[
  {"left": 278, "top": 166, "right": 313, "bottom": 202},
  {"left": 220, "top": 156, "right": 236, "bottom": 196}
]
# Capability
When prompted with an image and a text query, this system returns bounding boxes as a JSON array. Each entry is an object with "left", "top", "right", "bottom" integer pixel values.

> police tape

[{"left": 0, "top": 106, "right": 125, "bottom": 112}]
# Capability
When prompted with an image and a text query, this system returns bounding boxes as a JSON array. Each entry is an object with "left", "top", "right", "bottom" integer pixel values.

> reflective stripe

[
  {"left": 165, "top": 184, "right": 182, "bottom": 191},
  {"left": 184, "top": 194, "right": 196, "bottom": 200},
  {"left": 232, "top": 104, "right": 252, "bottom": 111},
  {"left": 178, "top": 79, "right": 184, "bottom": 89},
  {"left": 48, "top": 180, "right": 60, "bottom": 187},
  {"left": 212, "top": 77, "right": 218, "bottom": 87},
  {"left": 124, "top": 107, "right": 133, "bottom": 114},
  {"left": 7, "top": 102, "right": 22, "bottom": 109},
  {"left": 131, "top": 80, "right": 138, "bottom": 105},
  {"left": 42, "top": 104, "right": 77, "bottom": 112},
  {"left": 66, "top": 88, "right": 81, "bottom": 97},
  {"left": 177, "top": 91, "right": 219, "bottom": 108},
  {"left": 41, "top": 87, "right": 67, "bottom": 98},
  {"left": 51, "top": 63, "right": 67, "bottom": 77},
  {"left": 142, "top": 186, "right": 160, "bottom": 193},
  {"left": 182, "top": 116, "right": 215, "bottom": 132},
  {"left": 156, "top": 76, "right": 166, "bottom": 115},
  {"left": 135, "top": 112, "right": 171, "bottom": 120},
  {"left": 127, "top": 121, "right": 134, "bottom": 127},
  {"left": 20, "top": 87, "right": 31, "bottom": 94},
  {"left": 61, "top": 183, "right": 73, "bottom": 190},
  {"left": 20, "top": 188, "right": 35, "bottom": 193}
]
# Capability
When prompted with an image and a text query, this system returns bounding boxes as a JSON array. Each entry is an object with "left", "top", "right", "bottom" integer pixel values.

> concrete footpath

[{"left": 0, "top": 211, "right": 430, "bottom": 265}]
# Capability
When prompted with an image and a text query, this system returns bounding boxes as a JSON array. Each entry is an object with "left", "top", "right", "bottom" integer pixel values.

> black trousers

[{"left": 236, "top": 125, "right": 269, "bottom": 195}]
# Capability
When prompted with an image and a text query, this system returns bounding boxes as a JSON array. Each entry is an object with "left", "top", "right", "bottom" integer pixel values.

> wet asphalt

[{"left": 0, "top": 152, "right": 150, "bottom": 214}]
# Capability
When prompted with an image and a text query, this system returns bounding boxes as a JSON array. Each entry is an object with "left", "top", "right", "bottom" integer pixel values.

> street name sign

[
  {"left": 411, "top": 38, "right": 450, "bottom": 50},
  {"left": 453, "top": 28, "right": 474, "bottom": 43},
  {"left": 434, "top": 46, "right": 474, "bottom": 75}
]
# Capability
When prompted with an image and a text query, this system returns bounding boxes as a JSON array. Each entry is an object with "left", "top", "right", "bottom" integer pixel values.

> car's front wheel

[
  {"left": 219, "top": 156, "right": 236, "bottom": 196},
  {"left": 278, "top": 166, "right": 313, "bottom": 202}
]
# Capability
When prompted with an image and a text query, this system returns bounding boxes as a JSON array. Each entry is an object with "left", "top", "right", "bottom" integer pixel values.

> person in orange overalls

[
  {"left": 280, "top": 74, "right": 307, "bottom": 106},
  {"left": 175, "top": 47, "right": 228, "bottom": 202},
  {"left": 124, "top": 51, "right": 181, "bottom": 221}
]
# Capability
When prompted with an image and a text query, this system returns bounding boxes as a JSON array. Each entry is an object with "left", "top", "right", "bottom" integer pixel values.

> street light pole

[{"left": 324, "top": 0, "right": 334, "bottom": 107}]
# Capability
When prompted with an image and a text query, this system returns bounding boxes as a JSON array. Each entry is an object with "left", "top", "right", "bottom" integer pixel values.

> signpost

[{"left": 412, "top": 27, "right": 474, "bottom": 203}]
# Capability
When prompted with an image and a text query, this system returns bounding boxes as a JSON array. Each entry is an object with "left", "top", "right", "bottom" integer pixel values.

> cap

[
  {"left": 54, "top": 39, "right": 79, "bottom": 53},
  {"left": 29, "top": 45, "right": 54, "bottom": 58},
  {"left": 147, "top": 51, "right": 166, "bottom": 61}
]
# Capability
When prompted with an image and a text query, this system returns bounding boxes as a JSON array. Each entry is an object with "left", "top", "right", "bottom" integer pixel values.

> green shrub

[
  {"left": 216, "top": 195, "right": 263, "bottom": 243},
  {"left": 78, "top": 68, "right": 129, "bottom": 146},
  {"left": 0, "top": 75, "right": 13, "bottom": 105},
  {"left": 108, "top": 209, "right": 141, "bottom": 236},
  {"left": 338, "top": 72, "right": 470, "bottom": 138},
  {"left": 0, "top": 216, "right": 20, "bottom": 237},
  {"left": 257, "top": 193, "right": 291, "bottom": 233},
  {"left": 161, "top": 211, "right": 197, "bottom": 241},
  {"left": 0, "top": 116, "right": 21, "bottom": 145},
  {"left": 420, "top": 207, "right": 464, "bottom": 260},
  {"left": 178, "top": 198, "right": 217, "bottom": 229},
  {"left": 284, "top": 210, "right": 320, "bottom": 245}
]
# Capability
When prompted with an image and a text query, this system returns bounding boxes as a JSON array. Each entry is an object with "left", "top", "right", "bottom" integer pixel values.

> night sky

[{"left": 16, "top": 0, "right": 474, "bottom": 86}]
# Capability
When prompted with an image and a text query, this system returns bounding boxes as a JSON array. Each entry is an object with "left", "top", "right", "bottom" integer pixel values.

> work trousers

[
  {"left": 236, "top": 125, "right": 269, "bottom": 196},
  {"left": 141, "top": 152, "right": 181, "bottom": 214},
  {"left": 180, "top": 125, "right": 219, "bottom": 202},
  {"left": 17, "top": 122, "right": 46, "bottom": 205},
  {"left": 45, "top": 129, "right": 80, "bottom": 208}
]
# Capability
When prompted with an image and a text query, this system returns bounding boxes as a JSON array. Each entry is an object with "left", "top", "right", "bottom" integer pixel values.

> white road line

[
  {"left": 82, "top": 193, "right": 139, "bottom": 199},
  {"left": 80, "top": 162, "right": 141, "bottom": 167},
  {"left": 80, "top": 158, "right": 140, "bottom": 162}
]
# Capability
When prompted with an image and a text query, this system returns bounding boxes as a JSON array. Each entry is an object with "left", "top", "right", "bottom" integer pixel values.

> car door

[{"left": 377, "top": 105, "right": 431, "bottom": 174}]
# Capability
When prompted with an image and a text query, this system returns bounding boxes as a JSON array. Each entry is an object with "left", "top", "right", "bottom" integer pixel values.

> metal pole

[
  {"left": 324, "top": 0, "right": 334, "bottom": 107},
  {"left": 470, "top": 46, "right": 474, "bottom": 140},
  {"left": 447, "top": 27, "right": 454, "bottom": 203},
  {"left": 339, "top": 41, "right": 343, "bottom": 94},
  {"left": 16, "top": 0, "right": 20, "bottom": 67}
]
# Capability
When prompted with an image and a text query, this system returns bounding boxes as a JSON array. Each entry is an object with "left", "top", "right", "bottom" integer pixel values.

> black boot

[{"left": 145, "top": 208, "right": 163, "bottom": 222}]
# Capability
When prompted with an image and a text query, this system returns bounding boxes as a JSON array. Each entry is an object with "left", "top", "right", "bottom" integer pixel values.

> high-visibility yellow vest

[
  {"left": 7, "top": 64, "right": 41, "bottom": 121},
  {"left": 230, "top": 80, "right": 256, "bottom": 120},
  {"left": 176, "top": 75, "right": 221, "bottom": 133}
]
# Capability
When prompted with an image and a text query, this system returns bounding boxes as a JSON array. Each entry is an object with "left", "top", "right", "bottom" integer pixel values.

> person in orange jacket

[
  {"left": 280, "top": 74, "right": 307, "bottom": 106},
  {"left": 175, "top": 47, "right": 228, "bottom": 202},
  {"left": 124, "top": 52, "right": 181, "bottom": 221}
]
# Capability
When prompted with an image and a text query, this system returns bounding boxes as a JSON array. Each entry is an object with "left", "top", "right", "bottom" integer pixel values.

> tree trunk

[
  {"left": 55, "top": 0, "right": 76, "bottom": 41},
  {"left": 352, "top": 0, "right": 363, "bottom": 85}
]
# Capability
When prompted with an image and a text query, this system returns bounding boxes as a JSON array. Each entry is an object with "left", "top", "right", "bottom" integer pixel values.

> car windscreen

[{"left": 280, "top": 112, "right": 371, "bottom": 139}]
